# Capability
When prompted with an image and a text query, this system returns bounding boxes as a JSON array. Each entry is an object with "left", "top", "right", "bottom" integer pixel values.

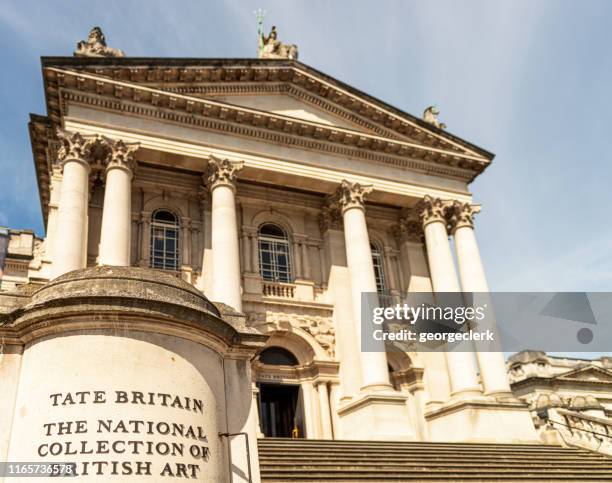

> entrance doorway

[{"left": 258, "top": 383, "right": 304, "bottom": 438}]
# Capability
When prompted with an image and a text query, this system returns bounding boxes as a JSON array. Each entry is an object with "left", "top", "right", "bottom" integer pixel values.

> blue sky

[{"left": 1, "top": 0, "right": 611, "bottom": 294}]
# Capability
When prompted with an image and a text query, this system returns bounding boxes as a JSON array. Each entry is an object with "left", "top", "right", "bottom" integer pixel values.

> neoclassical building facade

[{"left": 0, "top": 28, "right": 559, "bottom": 482}]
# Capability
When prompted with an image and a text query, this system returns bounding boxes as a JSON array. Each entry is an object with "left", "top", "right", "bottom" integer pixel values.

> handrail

[{"left": 539, "top": 408, "right": 612, "bottom": 454}]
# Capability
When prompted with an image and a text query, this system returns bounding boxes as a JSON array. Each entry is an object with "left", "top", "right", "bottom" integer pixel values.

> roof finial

[
  {"left": 74, "top": 26, "right": 124, "bottom": 58},
  {"left": 254, "top": 13, "right": 298, "bottom": 60},
  {"left": 423, "top": 105, "right": 446, "bottom": 130},
  {"left": 255, "top": 9, "right": 266, "bottom": 57}
]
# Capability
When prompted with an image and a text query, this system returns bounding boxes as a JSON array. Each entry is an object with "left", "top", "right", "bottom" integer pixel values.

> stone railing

[
  {"left": 549, "top": 408, "right": 612, "bottom": 455},
  {"left": 262, "top": 281, "right": 296, "bottom": 299}
]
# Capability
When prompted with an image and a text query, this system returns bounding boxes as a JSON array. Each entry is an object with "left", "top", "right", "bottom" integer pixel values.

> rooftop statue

[
  {"left": 423, "top": 106, "right": 447, "bottom": 130},
  {"left": 74, "top": 26, "right": 124, "bottom": 58},
  {"left": 259, "top": 25, "right": 298, "bottom": 60}
]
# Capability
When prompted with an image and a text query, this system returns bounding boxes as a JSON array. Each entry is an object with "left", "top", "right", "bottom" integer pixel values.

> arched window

[
  {"left": 259, "top": 347, "right": 299, "bottom": 366},
  {"left": 258, "top": 223, "right": 292, "bottom": 283},
  {"left": 150, "top": 209, "right": 180, "bottom": 271},
  {"left": 371, "top": 242, "right": 387, "bottom": 295}
]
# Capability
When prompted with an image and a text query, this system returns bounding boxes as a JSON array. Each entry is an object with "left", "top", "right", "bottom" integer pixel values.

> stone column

[
  {"left": 207, "top": 156, "right": 243, "bottom": 311},
  {"left": 317, "top": 381, "right": 333, "bottom": 439},
  {"left": 301, "top": 381, "right": 317, "bottom": 438},
  {"left": 328, "top": 382, "right": 341, "bottom": 437},
  {"left": 139, "top": 211, "right": 151, "bottom": 267},
  {"left": 418, "top": 196, "right": 482, "bottom": 399},
  {"left": 98, "top": 140, "right": 139, "bottom": 266},
  {"left": 241, "top": 230, "right": 252, "bottom": 273},
  {"left": 52, "top": 131, "right": 95, "bottom": 279},
  {"left": 319, "top": 207, "right": 362, "bottom": 400},
  {"left": 301, "top": 240, "right": 312, "bottom": 280},
  {"left": 250, "top": 230, "right": 259, "bottom": 275},
  {"left": 181, "top": 218, "right": 192, "bottom": 267},
  {"left": 251, "top": 383, "right": 264, "bottom": 438},
  {"left": 383, "top": 246, "right": 398, "bottom": 292},
  {"left": 333, "top": 180, "right": 391, "bottom": 391},
  {"left": 317, "top": 243, "right": 327, "bottom": 286},
  {"left": 292, "top": 239, "right": 303, "bottom": 279},
  {"left": 449, "top": 201, "right": 512, "bottom": 397},
  {"left": 44, "top": 166, "right": 63, "bottom": 269}
]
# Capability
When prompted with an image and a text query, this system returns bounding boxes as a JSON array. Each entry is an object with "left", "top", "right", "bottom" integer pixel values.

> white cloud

[{"left": 496, "top": 229, "right": 612, "bottom": 292}]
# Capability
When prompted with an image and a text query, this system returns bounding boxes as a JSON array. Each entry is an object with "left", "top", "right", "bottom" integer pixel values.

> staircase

[{"left": 258, "top": 438, "right": 612, "bottom": 482}]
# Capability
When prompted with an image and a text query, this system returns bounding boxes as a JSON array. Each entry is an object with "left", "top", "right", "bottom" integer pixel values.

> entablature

[
  {"left": 62, "top": 117, "right": 473, "bottom": 207},
  {"left": 39, "top": 57, "right": 494, "bottom": 161}
]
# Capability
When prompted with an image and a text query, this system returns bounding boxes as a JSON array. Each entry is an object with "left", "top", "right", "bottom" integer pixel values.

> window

[
  {"left": 371, "top": 242, "right": 387, "bottom": 295},
  {"left": 259, "top": 223, "right": 292, "bottom": 282},
  {"left": 259, "top": 347, "right": 299, "bottom": 366},
  {"left": 150, "top": 209, "right": 180, "bottom": 271}
]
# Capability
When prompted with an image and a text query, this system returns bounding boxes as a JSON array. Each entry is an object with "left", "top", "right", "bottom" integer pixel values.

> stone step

[
  {"left": 258, "top": 449, "right": 603, "bottom": 459},
  {"left": 260, "top": 459, "right": 612, "bottom": 468},
  {"left": 258, "top": 438, "right": 612, "bottom": 482},
  {"left": 259, "top": 450, "right": 609, "bottom": 463},
  {"left": 261, "top": 466, "right": 612, "bottom": 474},
  {"left": 261, "top": 475, "right": 612, "bottom": 482},
  {"left": 260, "top": 445, "right": 589, "bottom": 455},
  {"left": 259, "top": 440, "right": 589, "bottom": 454},
  {"left": 259, "top": 439, "right": 570, "bottom": 449}
]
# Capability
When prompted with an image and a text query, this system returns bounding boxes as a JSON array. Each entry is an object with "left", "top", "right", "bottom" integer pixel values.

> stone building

[
  {"left": 2, "top": 27, "right": 610, "bottom": 482},
  {"left": 509, "top": 350, "right": 612, "bottom": 454},
  {"left": 0, "top": 228, "right": 45, "bottom": 291}
]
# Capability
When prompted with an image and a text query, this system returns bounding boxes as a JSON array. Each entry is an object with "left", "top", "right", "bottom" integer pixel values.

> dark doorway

[{"left": 258, "top": 383, "right": 304, "bottom": 438}]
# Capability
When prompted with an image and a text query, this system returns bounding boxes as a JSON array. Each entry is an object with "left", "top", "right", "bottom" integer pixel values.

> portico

[{"left": 1, "top": 43, "right": 541, "bottom": 476}]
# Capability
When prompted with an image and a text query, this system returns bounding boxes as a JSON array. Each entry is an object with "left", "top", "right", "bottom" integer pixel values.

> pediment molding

[
  {"left": 167, "top": 82, "right": 405, "bottom": 140},
  {"left": 32, "top": 58, "right": 494, "bottom": 227},
  {"left": 555, "top": 365, "right": 612, "bottom": 383},
  {"left": 31, "top": 66, "right": 487, "bottom": 224},
  {"left": 43, "top": 67, "right": 486, "bottom": 174},
  {"left": 40, "top": 57, "right": 493, "bottom": 160}
]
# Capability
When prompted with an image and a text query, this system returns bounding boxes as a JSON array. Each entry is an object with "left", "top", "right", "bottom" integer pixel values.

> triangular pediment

[
  {"left": 555, "top": 365, "right": 612, "bottom": 383},
  {"left": 189, "top": 91, "right": 372, "bottom": 132},
  {"left": 40, "top": 57, "right": 493, "bottom": 162},
  {"left": 32, "top": 58, "right": 495, "bottom": 226}
]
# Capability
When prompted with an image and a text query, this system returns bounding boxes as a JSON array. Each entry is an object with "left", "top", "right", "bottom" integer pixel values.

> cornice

[
  {"left": 168, "top": 82, "right": 406, "bottom": 141},
  {"left": 510, "top": 376, "right": 612, "bottom": 390},
  {"left": 46, "top": 69, "right": 487, "bottom": 182},
  {"left": 30, "top": 62, "right": 491, "bottom": 224},
  {"left": 45, "top": 66, "right": 484, "bottom": 165},
  {"left": 29, "top": 114, "right": 54, "bottom": 226},
  {"left": 63, "top": 89, "right": 481, "bottom": 181},
  {"left": 40, "top": 57, "right": 493, "bottom": 161}
]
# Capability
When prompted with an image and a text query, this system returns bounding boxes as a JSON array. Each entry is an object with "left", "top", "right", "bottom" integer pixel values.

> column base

[
  {"left": 180, "top": 266, "right": 193, "bottom": 284},
  {"left": 450, "top": 387, "right": 485, "bottom": 400},
  {"left": 337, "top": 389, "right": 416, "bottom": 441},
  {"left": 425, "top": 399, "right": 539, "bottom": 443},
  {"left": 484, "top": 388, "right": 515, "bottom": 398}
]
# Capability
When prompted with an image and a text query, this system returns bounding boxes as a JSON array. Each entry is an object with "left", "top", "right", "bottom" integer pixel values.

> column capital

[
  {"left": 448, "top": 201, "right": 480, "bottom": 232},
  {"left": 416, "top": 195, "right": 453, "bottom": 228},
  {"left": 318, "top": 205, "right": 343, "bottom": 233},
  {"left": 106, "top": 139, "right": 140, "bottom": 174},
  {"left": 293, "top": 233, "right": 308, "bottom": 243},
  {"left": 392, "top": 208, "right": 424, "bottom": 243},
  {"left": 241, "top": 225, "right": 258, "bottom": 236},
  {"left": 56, "top": 129, "right": 98, "bottom": 170},
  {"left": 206, "top": 155, "right": 243, "bottom": 191},
  {"left": 56, "top": 130, "right": 140, "bottom": 178},
  {"left": 328, "top": 180, "right": 373, "bottom": 214}
]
